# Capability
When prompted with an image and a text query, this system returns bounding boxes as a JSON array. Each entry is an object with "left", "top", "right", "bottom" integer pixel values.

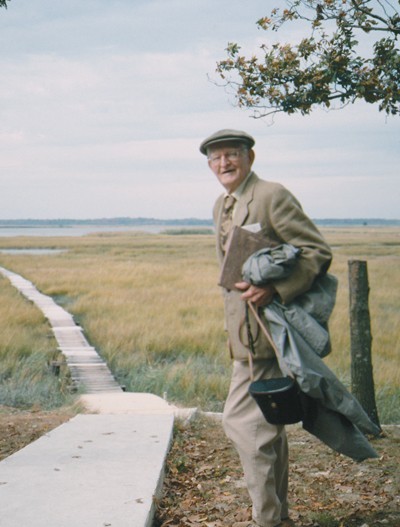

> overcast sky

[{"left": 1, "top": 0, "right": 399, "bottom": 220}]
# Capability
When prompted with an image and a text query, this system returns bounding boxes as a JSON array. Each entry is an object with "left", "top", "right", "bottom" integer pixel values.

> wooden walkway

[{"left": 0, "top": 266, "right": 122, "bottom": 394}]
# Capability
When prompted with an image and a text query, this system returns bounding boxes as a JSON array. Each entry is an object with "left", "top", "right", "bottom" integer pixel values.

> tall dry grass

[
  {"left": 321, "top": 227, "right": 400, "bottom": 422},
  {"left": 0, "top": 276, "right": 71, "bottom": 408},
  {"left": 0, "top": 227, "right": 398, "bottom": 420}
]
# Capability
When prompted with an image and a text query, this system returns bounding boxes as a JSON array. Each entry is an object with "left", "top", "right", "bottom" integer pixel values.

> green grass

[{"left": 0, "top": 227, "right": 398, "bottom": 420}]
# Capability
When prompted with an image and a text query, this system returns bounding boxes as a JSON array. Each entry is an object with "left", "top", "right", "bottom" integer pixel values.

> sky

[{"left": 0, "top": 0, "right": 399, "bottom": 220}]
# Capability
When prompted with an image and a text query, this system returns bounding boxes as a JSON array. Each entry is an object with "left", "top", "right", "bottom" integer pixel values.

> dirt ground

[
  {"left": 155, "top": 417, "right": 400, "bottom": 527},
  {"left": 0, "top": 405, "right": 75, "bottom": 462},
  {"left": 0, "top": 407, "right": 399, "bottom": 527}
]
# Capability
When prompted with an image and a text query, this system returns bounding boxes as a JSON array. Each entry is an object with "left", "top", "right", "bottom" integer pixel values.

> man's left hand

[{"left": 235, "top": 281, "right": 276, "bottom": 307}]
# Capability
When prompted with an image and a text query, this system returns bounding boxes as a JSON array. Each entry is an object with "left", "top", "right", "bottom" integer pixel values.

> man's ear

[{"left": 249, "top": 149, "right": 255, "bottom": 165}]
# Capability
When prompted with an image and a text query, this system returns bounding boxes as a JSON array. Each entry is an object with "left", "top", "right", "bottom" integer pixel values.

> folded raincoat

[{"left": 242, "top": 245, "right": 380, "bottom": 461}]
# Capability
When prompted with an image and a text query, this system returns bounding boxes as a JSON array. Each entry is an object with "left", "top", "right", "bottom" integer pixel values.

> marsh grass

[
  {"left": 0, "top": 227, "right": 398, "bottom": 420},
  {"left": 0, "top": 277, "right": 72, "bottom": 409}
]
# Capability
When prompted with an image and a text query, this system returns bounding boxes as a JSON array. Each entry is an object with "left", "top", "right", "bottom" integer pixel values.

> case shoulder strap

[{"left": 246, "top": 301, "right": 294, "bottom": 380}]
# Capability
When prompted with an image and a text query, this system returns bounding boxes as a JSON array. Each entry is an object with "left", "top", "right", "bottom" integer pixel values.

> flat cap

[{"left": 199, "top": 129, "right": 255, "bottom": 155}]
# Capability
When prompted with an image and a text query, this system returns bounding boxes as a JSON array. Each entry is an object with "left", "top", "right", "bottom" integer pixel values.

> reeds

[
  {"left": 0, "top": 278, "right": 71, "bottom": 408},
  {"left": 0, "top": 227, "right": 398, "bottom": 421}
]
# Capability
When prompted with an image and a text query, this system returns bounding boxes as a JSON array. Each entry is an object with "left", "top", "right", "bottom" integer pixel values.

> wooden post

[{"left": 348, "top": 260, "right": 381, "bottom": 430}]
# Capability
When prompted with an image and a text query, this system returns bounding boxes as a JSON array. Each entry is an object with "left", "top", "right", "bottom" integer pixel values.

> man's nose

[{"left": 220, "top": 154, "right": 231, "bottom": 166}]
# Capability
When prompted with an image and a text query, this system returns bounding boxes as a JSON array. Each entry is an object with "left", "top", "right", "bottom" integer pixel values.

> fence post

[{"left": 348, "top": 260, "right": 381, "bottom": 431}]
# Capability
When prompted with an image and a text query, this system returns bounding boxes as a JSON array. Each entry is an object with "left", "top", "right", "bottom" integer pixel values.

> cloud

[{"left": 0, "top": 0, "right": 399, "bottom": 220}]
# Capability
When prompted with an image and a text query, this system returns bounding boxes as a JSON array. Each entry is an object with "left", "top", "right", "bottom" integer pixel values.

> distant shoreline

[{"left": 0, "top": 218, "right": 399, "bottom": 227}]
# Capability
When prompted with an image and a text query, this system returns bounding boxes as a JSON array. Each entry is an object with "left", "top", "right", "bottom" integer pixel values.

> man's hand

[{"left": 235, "top": 281, "right": 276, "bottom": 307}]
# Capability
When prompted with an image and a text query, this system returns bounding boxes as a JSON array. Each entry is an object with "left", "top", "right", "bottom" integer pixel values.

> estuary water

[{"left": 0, "top": 224, "right": 205, "bottom": 238}]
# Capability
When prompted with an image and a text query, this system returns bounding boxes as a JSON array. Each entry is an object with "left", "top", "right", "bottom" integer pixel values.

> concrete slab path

[{"left": 0, "top": 394, "right": 177, "bottom": 527}]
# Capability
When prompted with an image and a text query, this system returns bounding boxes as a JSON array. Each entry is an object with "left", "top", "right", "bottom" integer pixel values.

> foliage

[
  {"left": 216, "top": 0, "right": 400, "bottom": 116},
  {"left": 0, "top": 0, "right": 10, "bottom": 9}
]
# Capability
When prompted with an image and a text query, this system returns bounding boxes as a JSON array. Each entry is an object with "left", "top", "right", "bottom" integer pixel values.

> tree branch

[
  {"left": 349, "top": 0, "right": 399, "bottom": 33},
  {"left": 215, "top": 0, "right": 400, "bottom": 117}
]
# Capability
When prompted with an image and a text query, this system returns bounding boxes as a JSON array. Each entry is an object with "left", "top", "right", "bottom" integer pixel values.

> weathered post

[{"left": 348, "top": 260, "right": 381, "bottom": 430}]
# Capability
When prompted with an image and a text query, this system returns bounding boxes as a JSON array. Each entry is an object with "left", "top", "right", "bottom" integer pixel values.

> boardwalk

[{"left": 0, "top": 266, "right": 122, "bottom": 394}]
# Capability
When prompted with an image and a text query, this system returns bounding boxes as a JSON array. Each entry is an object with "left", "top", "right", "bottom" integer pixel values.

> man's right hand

[{"left": 235, "top": 281, "right": 276, "bottom": 307}]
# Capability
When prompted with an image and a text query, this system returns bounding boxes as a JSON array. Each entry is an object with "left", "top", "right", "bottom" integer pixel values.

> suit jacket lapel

[
  {"left": 233, "top": 171, "right": 257, "bottom": 227},
  {"left": 214, "top": 194, "right": 225, "bottom": 262},
  {"left": 214, "top": 193, "right": 224, "bottom": 236},
  {"left": 214, "top": 172, "right": 258, "bottom": 261}
]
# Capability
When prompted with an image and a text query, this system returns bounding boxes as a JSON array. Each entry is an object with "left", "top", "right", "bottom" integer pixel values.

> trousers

[{"left": 222, "top": 359, "right": 289, "bottom": 527}]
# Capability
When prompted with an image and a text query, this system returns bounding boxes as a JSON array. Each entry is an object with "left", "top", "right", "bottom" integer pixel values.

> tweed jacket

[{"left": 213, "top": 172, "right": 332, "bottom": 361}]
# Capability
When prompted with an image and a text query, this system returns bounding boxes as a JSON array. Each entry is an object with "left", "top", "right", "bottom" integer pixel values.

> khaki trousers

[{"left": 222, "top": 359, "right": 289, "bottom": 527}]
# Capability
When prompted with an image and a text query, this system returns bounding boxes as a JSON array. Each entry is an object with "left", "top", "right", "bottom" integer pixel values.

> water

[
  {"left": 0, "top": 224, "right": 201, "bottom": 238},
  {"left": 0, "top": 248, "right": 68, "bottom": 255}
]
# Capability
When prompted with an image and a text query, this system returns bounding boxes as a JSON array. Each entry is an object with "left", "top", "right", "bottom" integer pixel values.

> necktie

[{"left": 220, "top": 194, "right": 236, "bottom": 254}]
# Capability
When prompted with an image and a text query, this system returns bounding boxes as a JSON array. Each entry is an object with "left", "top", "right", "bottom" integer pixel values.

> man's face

[{"left": 207, "top": 141, "right": 255, "bottom": 193}]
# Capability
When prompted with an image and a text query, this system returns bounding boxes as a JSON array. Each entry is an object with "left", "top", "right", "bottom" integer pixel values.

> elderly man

[{"left": 200, "top": 129, "right": 332, "bottom": 527}]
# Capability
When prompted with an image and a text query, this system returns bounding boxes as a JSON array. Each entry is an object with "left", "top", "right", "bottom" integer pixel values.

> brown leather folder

[{"left": 218, "top": 226, "right": 272, "bottom": 290}]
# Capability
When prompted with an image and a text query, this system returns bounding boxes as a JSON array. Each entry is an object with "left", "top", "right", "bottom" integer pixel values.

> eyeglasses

[{"left": 208, "top": 149, "right": 245, "bottom": 165}]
